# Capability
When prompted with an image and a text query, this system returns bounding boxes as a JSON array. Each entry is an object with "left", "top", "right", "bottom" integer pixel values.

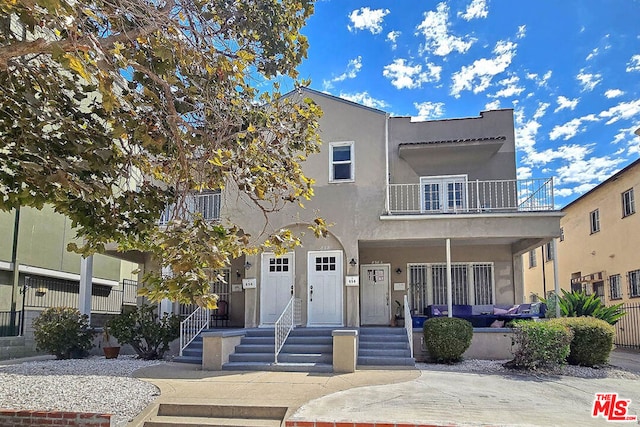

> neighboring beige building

[
  {"left": 182, "top": 88, "right": 563, "bottom": 329},
  {"left": 524, "top": 157, "right": 640, "bottom": 306}
]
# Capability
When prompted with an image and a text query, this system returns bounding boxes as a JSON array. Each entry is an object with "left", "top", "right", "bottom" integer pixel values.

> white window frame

[
  {"left": 590, "top": 209, "right": 600, "bottom": 234},
  {"left": 329, "top": 141, "right": 355, "bottom": 183},
  {"left": 419, "top": 174, "right": 468, "bottom": 213},
  {"left": 622, "top": 188, "right": 635, "bottom": 218}
]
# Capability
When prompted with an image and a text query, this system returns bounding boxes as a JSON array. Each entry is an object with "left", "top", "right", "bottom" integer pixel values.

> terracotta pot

[{"left": 103, "top": 346, "right": 121, "bottom": 359}]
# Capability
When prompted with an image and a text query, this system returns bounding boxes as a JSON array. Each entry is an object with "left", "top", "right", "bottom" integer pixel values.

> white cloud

[
  {"left": 514, "top": 107, "right": 542, "bottom": 163},
  {"left": 485, "top": 100, "right": 501, "bottom": 110},
  {"left": 489, "top": 75, "right": 524, "bottom": 98},
  {"left": 517, "top": 166, "right": 532, "bottom": 180},
  {"left": 525, "top": 70, "right": 552, "bottom": 87},
  {"left": 576, "top": 71, "right": 602, "bottom": 92},
  {"left": 450, "top": 40, "right": 517, "bottom": 97},
  {"left": 554, "top": 96, "right": 579, "bottom": 113},
  {"left": 412, "top": 101, "right": 445, "bottom": 121},
  {"left": 348, "top": 7, "right": 389, "bottom": 34},
  {"left": 599, "top": 99, "right": 640, "bottom": 125},
  {"left": 322, "top": 56, "right": 362, "bottom": 90},
  {"left": 386, "top": 31, "right": 401, "bottom": 50},
  {"left": 458, "top": 0, "right": 488, "bottom": 21},
  {"left": 416, "top": 2, "right": 475, "bottom": 56},
  {"left": 556, "top": 155, "right": 625, "bottom": 187},
  {"left": 516, "top": 25, "right": 526, "bottom": 39},
  {"left": 625, "top": 54, "right": 640, "bottom": 72},
  {"left": 586, "top": 47, "right": 599, "bottom": 61},
  {"left": 533, "top": 102, "right": 550, "bottom": 120},
  {"left": 555, "top": 188, "right": 574, "bottom": 198},
  {"left": 604, "top": 89, "right": 624, "bottom": 98},
  {"left": 338, "top": 91, "right": 389, "bottom": 110},
  {"left": 548, "top": 114, "right": 599, "bottom": 141},
  {"left": 383, "top": 58, "right": 441, "bottom": 89}
]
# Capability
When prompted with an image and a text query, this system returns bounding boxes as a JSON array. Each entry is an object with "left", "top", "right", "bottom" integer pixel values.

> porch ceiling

[{"left": 398, "top": 138, "right": 504, "bottom": 176}]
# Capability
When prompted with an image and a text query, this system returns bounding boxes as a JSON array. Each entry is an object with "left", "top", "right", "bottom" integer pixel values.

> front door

[
  {"left": 260, "top": 253, "right": 294, "bottom": 326},
  {"left": 360, "top": 264, "right": 390, "bottom": 325},
  {"left": 307, "top": 251, "right": 343, "bottom": 326}
]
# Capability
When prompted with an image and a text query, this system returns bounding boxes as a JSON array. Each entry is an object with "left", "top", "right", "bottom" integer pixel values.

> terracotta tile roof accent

[{"left": 398, "top": 136, "right": 506, "bottom": 147}]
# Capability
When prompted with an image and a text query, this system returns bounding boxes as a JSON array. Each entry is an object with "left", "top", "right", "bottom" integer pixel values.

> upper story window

[
  {"left": 329, "top": 142, "right": 354, "bottom": 182},
  {"left": 159, "top": 190, "right": 221, "bottom": 225},
  {"left": 589, "top": 209, "right": 600, "bottom": 234},
  {"left": 609, "top": 274, "right": 622, "bottom": 300},
  {"left": 419, "top": 175, "right": 467, "bottom": 213},
  {"left": 629, "top": 269, "right": 640, "bottom": 298},
  {"left": 528, "top": 250, "right": 537, "bottom": 268},
  {"left": 545, "top": 241, "right": 553, "bottom": 262},
  {"left": 622, "top": 188, "right": 635, "bottom": 218}
]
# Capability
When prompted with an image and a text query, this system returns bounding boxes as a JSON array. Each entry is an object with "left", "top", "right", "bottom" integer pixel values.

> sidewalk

[{"left": 132, "top": 348, "right": 640, "bottom": 427}]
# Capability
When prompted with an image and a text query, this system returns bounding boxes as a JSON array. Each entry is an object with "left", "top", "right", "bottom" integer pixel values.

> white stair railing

[
  {"left": 180, "top": 306, "right": 210, "bottom": 356},
  {"left": 404, "top": 294, "right": 413, "bottom": 358},
  {"left": 274, "top": 296, "right": 300, "bottom": 364}
]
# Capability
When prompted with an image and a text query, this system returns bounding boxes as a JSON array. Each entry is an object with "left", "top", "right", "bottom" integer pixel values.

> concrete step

[
  {"left": 289, "top": 328, "right": 335, "bottom": 337},
  {"left": 240, "top": 336, "right": 275, "bottom": 345},
  {"left": 157, "top": 403, "right": 287, "bottom": 420},
  {"left": 172, "top": 355, "right": 201, "bottom": 364},
  {"left": 235, "top": 344, "right": 275, "bottom": 353},
  {"left": 143, "top": 415, "right": 281, "bottom": 426},
  {"left": 359, "top": 341, "right": 409, "bottom": 350},
  {"left": 357, "top": 356, "right": 415, "bottom": 366},
  {"left": 359, "top": 334, "right": 407, "bottom": 342},
  {"left": 358, "top": 348, "right": 411, "bottom": 357},
  {"left": 281, "top": 344, "right": 332, "bottom": 353},
  {"left": 228, "top": 353, "right": 274, "bottom": 363},
  {"left": 285, "top": 336, "right": 332, "bottom": 345},
  {"left": 359, "top": 327, "right": 407, "bottom": 335},
  {"left": 277, "top": 353, "right": 332, "bottom": 364},
  {"left": 222, "top": 361, "right": 333, "bottom": 372}
]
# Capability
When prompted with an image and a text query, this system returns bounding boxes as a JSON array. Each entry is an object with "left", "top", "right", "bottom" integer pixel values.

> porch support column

[
  {"left": 551, "top": 238, "right": 561, "bottom": 318},
  {"left": 244, "top": 254, "right": 258, "bottom": 328},
  {"left": 446, "top": 238, "right": 452, "bottom": 318},
  {"left": 79, "top": 256, "right": 93, "bottom": 324}
]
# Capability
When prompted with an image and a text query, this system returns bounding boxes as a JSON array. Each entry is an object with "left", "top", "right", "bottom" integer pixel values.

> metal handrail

[
  {"left": 274, "top": 296, "right": 299, "bottom": 364},
  {"left": 179, "top": 306, "right": 210, "bottom": 356},
  {"left": 404, "top": 294, "right": 413, "bottom": 358}
]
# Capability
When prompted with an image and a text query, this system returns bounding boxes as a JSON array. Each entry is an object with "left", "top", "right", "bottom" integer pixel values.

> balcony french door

[{"left": 419, "top": 175, "right": 468, "bottom": 213}]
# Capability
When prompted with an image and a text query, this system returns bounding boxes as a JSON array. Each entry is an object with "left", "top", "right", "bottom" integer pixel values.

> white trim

[
  {"left": 329, "top": 141, "right": 355, "bottom": 183},
  {"left": 380, "top": 211, "right": 565, "bottom": 220},
  {"left": 9, "top": 264, "right": 120, "bottom": 287},
  {"left": 259, "top": 252, "right": 295, "bottom": 326},
  {"left": 385, "top": 114, "right": 390, "bottom": 214},
  {"left": 419, "top": 174, "right": 468, "bottom": 213}
]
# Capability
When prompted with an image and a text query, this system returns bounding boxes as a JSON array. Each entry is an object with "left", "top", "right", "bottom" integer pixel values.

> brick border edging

[
  {"left": 0, "top": 409, "right": 112, "bottom": 426},
  {"left": 285, "top": 421, "right": 459, "bottom": 427}
]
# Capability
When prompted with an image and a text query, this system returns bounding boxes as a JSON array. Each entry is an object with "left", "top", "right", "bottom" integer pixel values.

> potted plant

[{"left": 101, "top": 325, "right": 121, "bottom": 359}]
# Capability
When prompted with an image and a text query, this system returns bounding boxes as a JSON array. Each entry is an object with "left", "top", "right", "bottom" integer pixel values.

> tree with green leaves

[{"left": 0, "top": 0, "right": 326, "bottom": 307}]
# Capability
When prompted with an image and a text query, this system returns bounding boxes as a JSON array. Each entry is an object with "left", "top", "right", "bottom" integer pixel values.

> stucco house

[{"left": 172, "top": 88, "right": 563, "bottom": 331}]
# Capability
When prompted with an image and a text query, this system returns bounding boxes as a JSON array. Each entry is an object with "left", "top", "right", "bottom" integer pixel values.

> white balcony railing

[
  {"left": 388, "top": 178, "right": 554, "bottom": 215},
  {"left": 159, "top": 191, "right": 221, "bottom": 225}
]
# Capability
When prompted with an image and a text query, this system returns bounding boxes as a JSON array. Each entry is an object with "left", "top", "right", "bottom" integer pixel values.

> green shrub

[
  {"left": 107, "top": 304, "right": 180, "bottom": 360},
  {"left": 557, "top": 290, "right": 625, "bottom": 325},
  {"left": 32, "top": 307, "right": 94, "bottom": 359},
  {"left": 551, "top": 317, "right": 615, "bottom": 367},
  {"left": 508, "top": 321, "right": 573, "bottom": 370},
  {"left": 423, "top": 317, "right": 473, "bottom": 363}
]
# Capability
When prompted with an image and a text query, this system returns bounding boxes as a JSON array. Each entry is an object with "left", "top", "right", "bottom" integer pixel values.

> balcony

[
  {"left": 159, "top": 191, "right": 221, "bottom": 225},
  {"left": 388, "top": 178, "right": 554, "bottom": 215}
]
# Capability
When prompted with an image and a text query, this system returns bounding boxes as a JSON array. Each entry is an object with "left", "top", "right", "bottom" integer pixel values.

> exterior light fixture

[
  {"left": 395, "top": 268, "right": 402, "bottom": 274},
  {"left": 244, "top": 261, "right": 252, "bottom": 270},
  {"left": 349, "top": 258, "right": 357, "bottom": 267}
]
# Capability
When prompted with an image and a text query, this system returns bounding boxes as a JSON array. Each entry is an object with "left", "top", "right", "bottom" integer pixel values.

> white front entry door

[
  {"left": 260, "top": 253, "right": 294, "bottom": 326},
  {"left": 307, "top": 251, "right": 343, "bottom": 326},
  {"left": 360, "top": 264, "right": 390, "bottom": 325}
]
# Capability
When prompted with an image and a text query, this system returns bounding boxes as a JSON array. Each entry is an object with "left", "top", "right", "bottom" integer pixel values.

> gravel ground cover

[
  {"left": 0, "top": 356, "right": 164, "bottom": 427},
  {"left": 0, "top": 356, "right": 636, "bottom": 427}
]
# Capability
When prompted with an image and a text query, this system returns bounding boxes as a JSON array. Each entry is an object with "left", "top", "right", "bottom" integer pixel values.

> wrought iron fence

[
  {"left": 615, "top": 303, "right": 640, "bottom": 349},
  {"left": 0, "top": 311, "right": 18, "bottom": 337},
  {"left": 122, "top": 279, "right": 138, "bottom": 305}
]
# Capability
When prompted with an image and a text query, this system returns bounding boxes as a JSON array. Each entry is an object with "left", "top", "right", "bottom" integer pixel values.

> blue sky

[{"left": 280, "top": 0, "right": 640, "bottom": 208}]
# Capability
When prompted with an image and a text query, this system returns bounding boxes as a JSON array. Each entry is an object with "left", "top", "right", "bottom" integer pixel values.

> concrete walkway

[{"left": 132, "top": 348, "right": 640, "bottom": 427}]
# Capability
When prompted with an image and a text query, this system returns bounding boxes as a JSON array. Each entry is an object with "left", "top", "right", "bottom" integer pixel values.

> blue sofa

[{"left": 414, "top": 303, "right": 546, "bottom": 328}]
